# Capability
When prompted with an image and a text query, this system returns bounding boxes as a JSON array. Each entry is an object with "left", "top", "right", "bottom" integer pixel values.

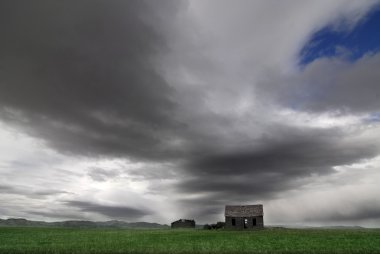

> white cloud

[{"left": 266, "top": 156, "right": 380, "bottom": 227}]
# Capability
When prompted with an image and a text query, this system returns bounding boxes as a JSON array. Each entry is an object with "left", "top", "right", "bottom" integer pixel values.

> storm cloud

[
  {"left": 0, "top": 0, "right": 186, "bottom": 160},
  {"left": 66, "top": 201, "right": 151, "bottom": 219},
  {"left": 0, "top": 184, "right": 69, "bottom": 199},
  {"left": 1, "top": 0, "right": 380, "bottom": 226},
  {"left": 65, "top": 200, "right": 151, "bottom": 220}
]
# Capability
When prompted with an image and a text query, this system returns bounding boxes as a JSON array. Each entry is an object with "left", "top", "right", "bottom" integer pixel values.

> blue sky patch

[
  {"left": 299, "top": 7, "right": 380, "bottom": 65},
  {"left": 365, "top": 112, "right": 380, "bottom": 123}
]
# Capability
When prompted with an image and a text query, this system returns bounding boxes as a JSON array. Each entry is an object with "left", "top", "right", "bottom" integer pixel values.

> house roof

[{"left": 225, "top": 204, "right": 263, "bottom": 217}]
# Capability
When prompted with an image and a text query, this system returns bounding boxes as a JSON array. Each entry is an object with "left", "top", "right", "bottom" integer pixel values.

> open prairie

[{"left": 1, "top": 227, "right": 380, "bottom": 254}]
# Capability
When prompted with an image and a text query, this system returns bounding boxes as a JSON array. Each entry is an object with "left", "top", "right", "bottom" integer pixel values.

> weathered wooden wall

[{"left": 225, "top": 216, "right": 264, "bottom": 229}]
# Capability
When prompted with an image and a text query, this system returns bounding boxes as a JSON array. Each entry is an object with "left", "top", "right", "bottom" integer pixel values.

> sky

[{"left": 1, "top": 0, "right": 380, "bottom": 227}]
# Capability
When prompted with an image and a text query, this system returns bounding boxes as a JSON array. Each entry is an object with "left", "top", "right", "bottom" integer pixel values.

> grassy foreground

[{"left": 0, "top": 227, "right": 380, "bottom": 254}]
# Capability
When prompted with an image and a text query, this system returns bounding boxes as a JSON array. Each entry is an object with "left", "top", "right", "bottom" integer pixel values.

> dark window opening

[
  {"left": 232, "top": 218, "right": 236, "bottom": 226},
  {"left": 253, "top": 218, "right": 257, "bottom": 226},
  {"left": 244, "top": 218, "right": 248, "bottom": 229}
]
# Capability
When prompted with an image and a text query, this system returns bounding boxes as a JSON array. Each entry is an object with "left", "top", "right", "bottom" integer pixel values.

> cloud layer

[
  {"left": 1, "top": 0, "right": 380, "bottom": 226},
  {"left": 0, "top": 0, "right": 185, "bottom": 160}
]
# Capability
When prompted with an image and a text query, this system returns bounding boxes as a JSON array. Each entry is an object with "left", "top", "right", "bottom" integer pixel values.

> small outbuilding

[
  {"left": 171, "top": 219, "right": 195, "bottom": 229},
  {"left": 225, "top": 204, "right": 264, "bottom": 229}
]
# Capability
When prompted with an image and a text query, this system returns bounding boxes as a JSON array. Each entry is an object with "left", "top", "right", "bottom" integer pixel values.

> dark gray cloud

[
  {"left": 177, "top": 174, "right": 298, "bottom": 199},
  {"left": 65, "top": 200, "right": 150, "bottom": 219},
  {"left": 171, "top": 124, "right": 380, "bottom": 221},
  {"left": 0, "top": 0, "right": 186, "bottom": 160},
  {"left": 33, "top": 190, "right": 70, "bottom": 196},
  {"left": 0, "top": 184, "right": 69, "bottom": 198},
  {"left": 178, "top": 126, "right": 379, "bottom": 193},
  {"left": 27, "top": 210, "right": 87, "bottom": 221},
  {"left": 306, "top": 205, "right": 380, "bottom": 222},
  {"left": 0, "top": 185, "right": 13, "bottom": 192},
  {"left": 175, "top": 198, "right": 224, "bottom": 222}
]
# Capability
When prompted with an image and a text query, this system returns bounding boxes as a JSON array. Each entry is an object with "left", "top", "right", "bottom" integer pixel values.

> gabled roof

[{"left": 225, "top": 204, "right": 263, "bottom": 217}]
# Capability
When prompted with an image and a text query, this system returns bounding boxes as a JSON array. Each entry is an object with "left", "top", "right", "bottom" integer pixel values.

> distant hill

[{"left": 0, "top": 218, "right": 169, "bottom": 229}]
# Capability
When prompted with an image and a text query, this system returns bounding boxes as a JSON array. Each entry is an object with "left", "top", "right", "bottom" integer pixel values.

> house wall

[{"left": 225, "top": 216, "right": 264, "bottom": 229}]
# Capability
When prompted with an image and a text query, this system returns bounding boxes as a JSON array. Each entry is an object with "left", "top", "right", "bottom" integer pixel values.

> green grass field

[{"left": 1, "top": 227, "right": 380, "bottom": 254}]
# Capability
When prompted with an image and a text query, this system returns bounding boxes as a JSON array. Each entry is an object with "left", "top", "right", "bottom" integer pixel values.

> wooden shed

[
  {"left": 225, "top": 204, "right": 264, "bottom": 229},
  {"left": 171, "top": 219, "right": 195, "bottom": 229}
]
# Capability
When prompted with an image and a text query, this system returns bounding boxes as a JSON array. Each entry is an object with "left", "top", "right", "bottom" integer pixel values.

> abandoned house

[
  {"left": 225, "top": 204, "right": 264, "bottom": 229},
  {"left": 171, "top": 219, "right": 196, "bottom": 229}
]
